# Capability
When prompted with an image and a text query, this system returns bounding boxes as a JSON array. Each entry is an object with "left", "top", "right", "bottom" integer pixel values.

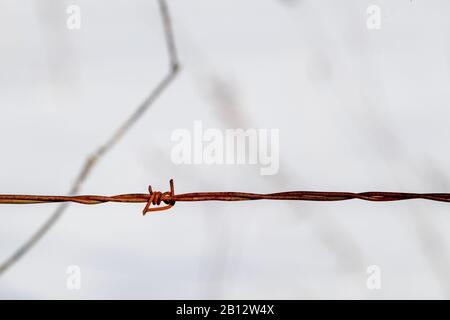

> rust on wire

[{"left": 1, "top": 179, "right": 450, "bottom": 215}]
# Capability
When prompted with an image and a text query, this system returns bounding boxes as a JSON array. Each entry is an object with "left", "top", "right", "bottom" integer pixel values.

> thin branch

[{"left": 0, "top": 0, "right": 180, "bottom": 276}]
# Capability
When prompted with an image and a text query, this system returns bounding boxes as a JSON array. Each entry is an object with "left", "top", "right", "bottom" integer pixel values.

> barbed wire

[{"left": 2, "top": 179, "right": 450, "bottom": 215}]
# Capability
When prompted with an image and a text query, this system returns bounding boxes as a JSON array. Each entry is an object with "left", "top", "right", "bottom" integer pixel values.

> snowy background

[{"left": 1, "top": 0, "right": 450, "bottom": 299}]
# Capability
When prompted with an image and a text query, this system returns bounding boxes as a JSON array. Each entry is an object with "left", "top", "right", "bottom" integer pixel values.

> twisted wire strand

[{"left": 2, "top": 179, "right": 450, "bottom": 215}]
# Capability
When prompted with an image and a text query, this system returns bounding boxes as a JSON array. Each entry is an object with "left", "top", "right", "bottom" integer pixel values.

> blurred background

[{"left": 1, "top": 0, "right": 450, "bottom": 299}]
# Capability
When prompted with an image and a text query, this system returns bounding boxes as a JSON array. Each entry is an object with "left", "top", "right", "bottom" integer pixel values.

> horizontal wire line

[{"left": 2, "top": 179, "right": 450, "bottom": 214}]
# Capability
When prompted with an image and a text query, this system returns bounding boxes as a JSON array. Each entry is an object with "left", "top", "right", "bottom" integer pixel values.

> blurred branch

[{"left": 0, "top": 0, "right": 180, "bottom": 276}]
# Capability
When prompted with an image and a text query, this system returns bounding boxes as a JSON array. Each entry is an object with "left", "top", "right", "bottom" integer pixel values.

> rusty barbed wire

[{"left": 2, "top": 179, "right": 450, "bottom": 215}]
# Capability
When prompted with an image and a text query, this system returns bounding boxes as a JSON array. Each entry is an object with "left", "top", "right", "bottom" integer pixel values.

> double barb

[{"left": 142, "top": 179, "right": 176, "bottom": 214}]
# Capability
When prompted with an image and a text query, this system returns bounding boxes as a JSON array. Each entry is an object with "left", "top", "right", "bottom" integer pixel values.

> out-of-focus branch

[{"left": 0, "top": 0, "right": 180, "bottom": 276}]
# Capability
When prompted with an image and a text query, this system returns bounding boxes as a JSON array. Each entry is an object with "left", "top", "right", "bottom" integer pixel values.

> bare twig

[
  {"left": 2, "top": 179, "right": 450, "bottom": 214},
  {"left": 0, "top": 0, "right": 179, "bottom": 276}
]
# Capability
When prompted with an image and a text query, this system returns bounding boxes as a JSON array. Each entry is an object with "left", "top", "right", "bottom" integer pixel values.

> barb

[
  {"left": 2, "top": 179, "right": 450, "bottom": 214},
  {"left": 0, "top": 0, "right": 180, "bottom": 276},
  {"left": 142, "top": 179, "right": 176, "bottom": 214}
]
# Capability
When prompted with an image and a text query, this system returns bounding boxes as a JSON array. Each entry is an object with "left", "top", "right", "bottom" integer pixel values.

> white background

[{"left": 1, "top": 0, "right": 450, "bottom": 299}]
